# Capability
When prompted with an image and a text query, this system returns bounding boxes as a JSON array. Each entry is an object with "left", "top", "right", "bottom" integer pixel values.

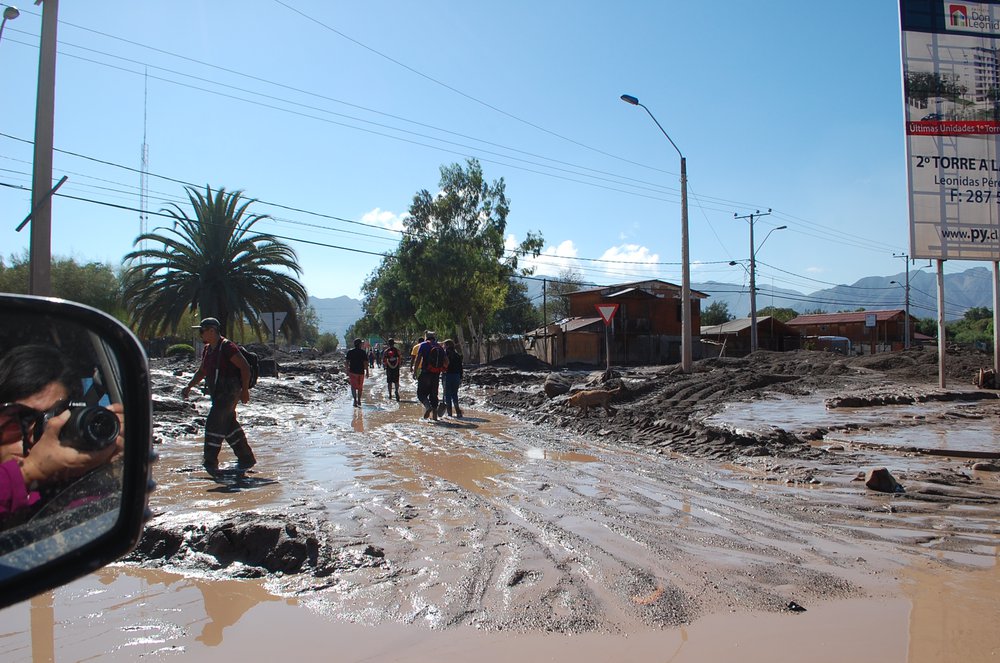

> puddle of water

[
  {"left": 0, "top": 570, "right": 924, "bottom": 662},
  {"left": 707, "top": 394, "right": 1000, "bottom": 455},
  {"left": 903, "top": 555, "right": 1000, "bottom": 663},
  {"left": 520, "top": 448, "right": 600, "bottom": 463}
]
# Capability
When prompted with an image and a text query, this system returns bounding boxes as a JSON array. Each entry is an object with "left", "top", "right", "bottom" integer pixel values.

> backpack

[
  {"left": 237, "top": 345, "right": 260, "bottom": 388},
  {"left": 426, "top": 343, "right": 446, "bottom": 373}
]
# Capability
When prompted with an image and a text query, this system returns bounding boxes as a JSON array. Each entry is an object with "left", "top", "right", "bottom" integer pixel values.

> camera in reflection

[{"left": 47, "top": 401, "right": 120, "bottom": 451}]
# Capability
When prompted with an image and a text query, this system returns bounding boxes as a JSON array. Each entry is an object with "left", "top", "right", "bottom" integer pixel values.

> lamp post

[
  {"left": 889, "top": 279, "right": 911, "bottom": 350},
  {"left": 620, "top": 93, "right": 692, "bottom": 372},
  {"left": 0, "top": 5, "right": 19, "bottom": 44},
  {"left": 735, "top": 209, "right": 784, "bottom": 353}
]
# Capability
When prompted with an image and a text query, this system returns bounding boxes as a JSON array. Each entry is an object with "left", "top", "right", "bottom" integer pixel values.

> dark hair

[
  {"left": 0, "top": 344, "right": 79, "bottom": 403},
  {"left": 354, "top": 338, "right": 364, "bottom": 348}
]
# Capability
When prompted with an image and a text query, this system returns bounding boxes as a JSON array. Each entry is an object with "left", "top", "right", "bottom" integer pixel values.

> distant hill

[
  {"left": 309, "top": 295, "right": 362, "bottom": 342},
  {"left": 698, "top": 266, "right": 993, "bottom": 321}
]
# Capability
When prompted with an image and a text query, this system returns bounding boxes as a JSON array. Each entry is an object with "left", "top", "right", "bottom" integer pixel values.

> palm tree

[{"left": 123, "top": 185, "right": 307, "bottom": 340}]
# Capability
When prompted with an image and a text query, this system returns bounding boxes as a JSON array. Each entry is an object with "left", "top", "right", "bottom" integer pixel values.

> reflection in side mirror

[{"left": 0, "top": 294, "right": 153, "bottom": 609}]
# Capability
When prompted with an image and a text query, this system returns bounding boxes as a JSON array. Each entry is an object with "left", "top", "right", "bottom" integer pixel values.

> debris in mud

[{"left": 127, "top": 511, "right": 388, "bottom": 578}]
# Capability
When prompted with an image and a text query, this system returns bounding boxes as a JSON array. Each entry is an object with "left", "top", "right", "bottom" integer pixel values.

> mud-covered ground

[{"left": 6, "top": 346, "right": 997, "bottom": 661}]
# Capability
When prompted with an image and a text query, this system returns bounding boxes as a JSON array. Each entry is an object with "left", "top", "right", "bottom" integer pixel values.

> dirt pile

[{"left": 479, "top": 348, "right": 1000, "bottom": 463}]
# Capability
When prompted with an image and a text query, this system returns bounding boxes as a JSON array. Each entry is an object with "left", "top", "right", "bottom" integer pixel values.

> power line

[{"left": 2, "top": 20, "right": 910, "bottom": 257}]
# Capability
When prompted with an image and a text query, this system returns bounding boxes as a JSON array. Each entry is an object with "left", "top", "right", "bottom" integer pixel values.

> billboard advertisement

[{"left": 901, "top": 1, "right": 1000, "bottom": 260}]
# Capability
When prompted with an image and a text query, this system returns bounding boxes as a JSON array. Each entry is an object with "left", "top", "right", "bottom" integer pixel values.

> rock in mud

[
  {"left": 865, "top": 467, "right": 904, "bottom": 493},
  {"left": 543, "top": 373, "right": 572, "bottom": 398},
  {"left": 971, "top": 462, "right": 1000, "bottom": 472}
]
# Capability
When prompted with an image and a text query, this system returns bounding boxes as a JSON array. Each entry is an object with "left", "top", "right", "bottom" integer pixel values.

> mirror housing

[{"left": 0, "top": 294, "right": 153, "bottom": 608}]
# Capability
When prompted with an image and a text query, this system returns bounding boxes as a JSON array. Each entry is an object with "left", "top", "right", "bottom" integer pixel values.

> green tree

[
  {"left": 541, "top": 268, "right": 585, "bottom": 322},
  {"left": 948, "top": 307, "right": 993, "bottom": 344},
  {"left": 122, "top": 185, "right": 307, "bottom": 339},
  {"left": 701, "top": 301, "right": 733, "bottom": 326},
  {"left": 360, "top": 159, "right": 543, "bottom": 342},
  {"left": 295, "top": 303, "right": 321, "bottom": 345},
  {"left": 915, "top": 317, "right": 937, "bottom": 337},
  {"left": 756, "top": 306, "right": 799, "bottom": 323},
  {"left": 963, "top": 306, "right": 992, "bottom": 322},
  {"left": 316, "top": 332, "right": 339, "bottom": 353},
  {"left": 492, "top": 278, "right": 542, "bottom": 333},
  {"left": 0, "top": 252, "right": 122, "bottom": 316}
]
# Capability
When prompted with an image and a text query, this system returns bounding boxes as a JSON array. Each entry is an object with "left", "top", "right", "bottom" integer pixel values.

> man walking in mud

[
  {"left": 413, "top": 331, "right": 448, "bottom": 420},
  {"left": 181, "top": 317, "right": 256, "bottom": 476},
  {"left": 345, "top": 338, "right": 370, "bottom": 407},
  {"left": 382, "top": 338, "right": 402, "bottom": 401}
]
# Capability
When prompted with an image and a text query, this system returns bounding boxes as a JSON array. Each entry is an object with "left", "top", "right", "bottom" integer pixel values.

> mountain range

[{"left": 310, "top": 266, "right": 997, "bottom": 337}]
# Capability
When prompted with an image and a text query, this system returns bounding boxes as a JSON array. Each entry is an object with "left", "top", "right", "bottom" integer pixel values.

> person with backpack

[
  {"left": 381, "top": 338, "right": 402, "bottom": 401},
  {"left": 413, "top": 331, "right": 447, "bottom": 420},
  {"left": 181, "top": 317, "right": 256, "bottom": 476},
  {"left": 441, "top": 338, "right": 464, "bottom": 418},
  {"left": 345, "top": 338, "right": 370, "bottom": 408}
]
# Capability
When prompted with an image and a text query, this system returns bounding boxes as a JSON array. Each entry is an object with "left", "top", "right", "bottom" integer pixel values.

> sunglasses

[{"left": 0, "top": 400, "right": 70, "bottom": 455}]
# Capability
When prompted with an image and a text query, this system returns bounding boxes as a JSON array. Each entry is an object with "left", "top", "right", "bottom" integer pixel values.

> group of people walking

[
  {"left": 345, "top": 330, "right": 464, "bottom": 421},
  {"left": 181, "top": 318, "right": 466, "bottom": 477}
]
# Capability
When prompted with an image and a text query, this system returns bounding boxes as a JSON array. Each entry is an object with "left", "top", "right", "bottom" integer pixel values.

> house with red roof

[
  {"left": 786, "top": 309, "right": 920, "bottom": 354},
  {"left": 526, "top": 279, "right": 709, "bottom": 366}
]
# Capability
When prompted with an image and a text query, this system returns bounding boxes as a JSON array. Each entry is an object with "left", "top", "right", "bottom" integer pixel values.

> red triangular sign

[{"left": 596, "top": 303, "right": 619, "bottom": 325}]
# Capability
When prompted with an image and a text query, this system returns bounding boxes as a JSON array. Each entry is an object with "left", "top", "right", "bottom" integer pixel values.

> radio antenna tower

[{"left": 139, "top": 69, "right": 149, "bottom": 256}]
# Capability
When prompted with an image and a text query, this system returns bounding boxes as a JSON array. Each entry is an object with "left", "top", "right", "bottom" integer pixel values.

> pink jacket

[{"left": 0, "top": 459, "right": 40, "bottom": 516}]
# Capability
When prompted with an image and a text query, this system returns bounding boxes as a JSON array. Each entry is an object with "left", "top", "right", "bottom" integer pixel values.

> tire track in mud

[
  {"left": 322, "top": 416, "right": 876, "bottom": 635},
  {"left": 134, "top": 356, "right": 1000, "bottom": 639}
]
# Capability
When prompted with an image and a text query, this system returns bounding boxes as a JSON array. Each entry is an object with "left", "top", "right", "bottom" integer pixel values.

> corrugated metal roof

[
  {"left": 563, "top": 316, "right": 603, "bottom": 332},
  {"left": 568, "top": 279, "right": 710, "bottom": 299},
  {"left": 701, "top": 318, "right": 756, "bottom": 335},
  {"left": 787, "top": 309, "right": 906, "bottom": 326}
]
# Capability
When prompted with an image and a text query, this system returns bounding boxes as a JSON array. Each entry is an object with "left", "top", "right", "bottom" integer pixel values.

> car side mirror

[{"left": 0, "top": 294, "right": 153, "bottom": 608}]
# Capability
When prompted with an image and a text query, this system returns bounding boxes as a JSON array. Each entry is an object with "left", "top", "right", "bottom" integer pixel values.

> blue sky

[{"left": 0, "top": 1, "right": 956, "bottom": 308}]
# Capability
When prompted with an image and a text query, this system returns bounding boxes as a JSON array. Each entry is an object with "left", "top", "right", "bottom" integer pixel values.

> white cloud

[
  {"left": 514, "top": 237, "right": 580, "bottom": 277},
  {"left": 362, "top": 208, "right": 405, "bottom": 232},
  {"left": 596, "top": 244, "right": 661, "bottom": 280},
  {"left": 806, "top": 266, "right": 824, "bottom": 274}
]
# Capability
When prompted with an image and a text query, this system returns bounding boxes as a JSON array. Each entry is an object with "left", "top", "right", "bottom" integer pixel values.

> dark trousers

[
  {"left": 416, "top": 372, "right": 440, "bottom": 410},
  {"left": 385, "top": 367, "right": 400, "bottom": 392},
  {"left": 204, "top": 379, "right": 255, "bottom": 469},
  {"left": 443, "top": 373, "right": 461, "bottom": 410}
]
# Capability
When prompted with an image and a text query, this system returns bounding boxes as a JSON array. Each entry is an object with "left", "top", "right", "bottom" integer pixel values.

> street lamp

[
  {"left": 889, "top": 280, "right": 911, "bottom": 350},
  {"left": 0, "top": 6, "right": 19, "bottom": 44},
  {"left": 620, "top": 93, "right": 692, "bottom": 372},
  {"left": 735, "top": 210, "right": 785, "bottom": 352}
]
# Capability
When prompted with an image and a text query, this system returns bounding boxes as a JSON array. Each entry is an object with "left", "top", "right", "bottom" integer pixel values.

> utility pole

[
  {"left": 893, "top": 252, "right": 911, "bottom": 350},
  {"left": 735, "top": 209, "right": 773, "bottom": 353},
  {"left": 29, "top": 0, "right": 59, "bottom": 296}
]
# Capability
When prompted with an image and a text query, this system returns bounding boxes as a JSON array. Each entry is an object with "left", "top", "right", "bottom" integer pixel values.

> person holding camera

[
  {"left": 181, "top": 317, "right": 256, "bottom": 476},
  {"left": 0, "top": 344, "right": 123, "bottom": 517}
]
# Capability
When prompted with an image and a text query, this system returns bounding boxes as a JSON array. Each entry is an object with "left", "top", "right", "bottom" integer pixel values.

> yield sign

[
  {"left": 262, "top": 311, "right": 288, "bottom": 335},
  {"left": 595, "top": 303, "right": 619, "bottom": 325}
]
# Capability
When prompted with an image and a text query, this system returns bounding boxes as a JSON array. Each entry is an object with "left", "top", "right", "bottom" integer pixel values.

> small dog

[{"left": 565, "top": 384, "right": 625, "bottom": 417}]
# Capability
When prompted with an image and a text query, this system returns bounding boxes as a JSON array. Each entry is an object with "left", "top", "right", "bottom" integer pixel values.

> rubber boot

[
  {"left": 447, "top": 405, "right": 453, "bottom": 417},
  {"left": 455, "top": 406, "right": 463, "bottom": 418}
]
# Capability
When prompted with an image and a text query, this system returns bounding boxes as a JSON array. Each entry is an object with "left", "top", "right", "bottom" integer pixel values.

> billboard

[{"left": 901, "top": 1, "right": 1000, "bottom": 260}]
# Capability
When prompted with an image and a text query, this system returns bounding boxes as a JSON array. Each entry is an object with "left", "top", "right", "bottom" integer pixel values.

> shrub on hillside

[{"left": 166, "top": 343, "right": 195, "bottom": 358}]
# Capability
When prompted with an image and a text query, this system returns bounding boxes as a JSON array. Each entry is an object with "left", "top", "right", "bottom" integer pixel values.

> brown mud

[{"left": 1, "top": 347, "right": 998, "bottom": 661}]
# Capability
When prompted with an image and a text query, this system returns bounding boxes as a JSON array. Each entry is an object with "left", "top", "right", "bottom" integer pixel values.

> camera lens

[{"left": 60, "top": 405, "right": 120, "bottom": 451}]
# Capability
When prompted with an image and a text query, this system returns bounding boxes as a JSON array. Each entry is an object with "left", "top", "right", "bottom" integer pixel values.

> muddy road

[{"left": 1, "top": 349, "right": 998, "bottom": 661}]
